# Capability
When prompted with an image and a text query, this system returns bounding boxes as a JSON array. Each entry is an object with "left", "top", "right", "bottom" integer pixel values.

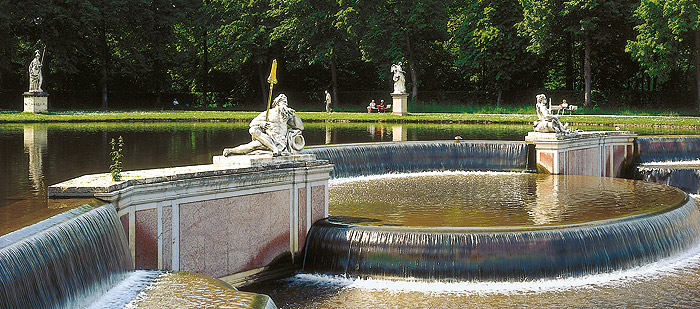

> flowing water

[
  {"left": 0, "top": 204, "right": 133, "bottom": 308},
  {"left": 634, "top": 136, "right": 700, "bottom": 194}
]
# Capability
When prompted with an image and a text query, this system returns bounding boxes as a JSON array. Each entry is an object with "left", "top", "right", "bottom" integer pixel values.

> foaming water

[
  {"left": 295, "top": 239, "right": 700, "bottom": 295},
  {"left": 245, "top": 232, "right": 700, "bottom": 307},
  {"left": 88, "top": 270, "right": 162, "bottom": 308}
]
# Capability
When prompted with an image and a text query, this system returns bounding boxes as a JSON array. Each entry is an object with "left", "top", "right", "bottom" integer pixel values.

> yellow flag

[
  {"left": 267, "top": 59, "right": 278, "bottom": 85},
  {"left": 265, "top": 59, "right": 278, "bottom": 121}
]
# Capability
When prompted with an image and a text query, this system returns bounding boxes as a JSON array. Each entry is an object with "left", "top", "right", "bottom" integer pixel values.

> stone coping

[
  {"left": 49, "top": 154, "right": 325, "bottom": 197},
  {"left": 526, "top": 130, "right": 636, "bottom": 142},
  {"left": 23, "top": 91, "right": 49, "bottom": 97}
]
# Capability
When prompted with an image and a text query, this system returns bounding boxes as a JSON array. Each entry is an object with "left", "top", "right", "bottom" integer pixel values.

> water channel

[{"left": 3, "top": 121, "right": 700, "bottom": 307}]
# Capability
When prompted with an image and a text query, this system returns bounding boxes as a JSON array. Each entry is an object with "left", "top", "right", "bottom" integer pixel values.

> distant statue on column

[
  {"left": 391, "top": 62, "right": 406, "bottom": 94},
  {"left": 28, "top": 49, "right": 44, "bottom": 93}
]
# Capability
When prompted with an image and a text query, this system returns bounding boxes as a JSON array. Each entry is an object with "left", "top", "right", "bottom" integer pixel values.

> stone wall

[{"left": 49, "top": 156, "right": 333, "bottom": 286}]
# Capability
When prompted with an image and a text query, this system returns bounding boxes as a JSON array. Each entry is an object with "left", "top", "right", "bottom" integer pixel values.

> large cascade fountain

[{"left": 303, "top": 173, "right": 700, "bottom": 280}]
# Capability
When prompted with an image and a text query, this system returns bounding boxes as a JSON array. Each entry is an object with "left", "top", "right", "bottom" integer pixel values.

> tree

[
  {"left": 519, "top": 0, "right": 634, "bottom": 107},
  {"left": 449, "top": 0, "right": 534, "bottom": 104},
  {"left": 212, "top": 0, "right": 275, "bottom": 106},
  {"left": 627, "top": 0, "right": 700, "bottom": 108},
  {"left": 339, "top": 0, "right": 448, "bottom": 101},
  {"left": 270, "top": 0, "right": 350, "bottom": 107}
]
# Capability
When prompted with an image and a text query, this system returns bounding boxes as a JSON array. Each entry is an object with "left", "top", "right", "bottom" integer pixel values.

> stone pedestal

[
  {"left": 391, "top": 92, "right": 408, "bottom": 115},
  {"left": 213, "top": 153, "right": 315, "bottom": 168},
  {"left": 525, "top": 131, "right": 636, "bottom": 177},
  {"left": 23, "top": 92, "right": 49, "bottom": 113}
]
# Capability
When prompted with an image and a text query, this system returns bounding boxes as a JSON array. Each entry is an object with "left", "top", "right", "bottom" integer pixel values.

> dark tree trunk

[
  {"left": 99, "top": 22, "right": 108, "bottom": 110},
  {"left": 584, "top": 34, "right": 591, "bottom": 107},
  {"left": 565, "top": 33, "right": 574, "bottom": 90},
  {"left": 405, "top": 36, "right": 418, "bottom": 100},
  {"left": 258, "top": 62, "right": 268, "bottom": 106},
  {"left": 695, "top": 29, "right": 700, "bottom": 110},
  {"left": 330, "top": 56, "right": 339, "bottom": 107}
]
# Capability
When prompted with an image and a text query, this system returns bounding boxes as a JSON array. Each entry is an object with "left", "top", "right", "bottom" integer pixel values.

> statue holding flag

[{"left": 223, "top": 60, "right": 305, "bottom": 156}]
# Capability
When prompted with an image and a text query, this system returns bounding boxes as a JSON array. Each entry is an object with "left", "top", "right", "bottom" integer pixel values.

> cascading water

[
  {"left": 634, "top": 136, "right": 700, "bottom": 193},
  {"left": 0, "top": 204, "right": 133, "bottom": 308},
  {"left": 303, "top": 141, "right": 530, "bottom": 178},
  {"left": 302, "top": 173, "right": 700, "bottom": 280},
  {"left": 0, "top": 203, "right": 277, "bottom": 308}
]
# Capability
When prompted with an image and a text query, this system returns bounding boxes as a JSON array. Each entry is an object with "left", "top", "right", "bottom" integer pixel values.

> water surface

[{"left": 329, "top": 172, "right": 685, "bottom": 227}]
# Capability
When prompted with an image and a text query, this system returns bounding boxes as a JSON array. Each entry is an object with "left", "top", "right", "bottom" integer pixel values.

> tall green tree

[
  {"left": 213, "top": 0, "right": 275, "bottom": 105},
  {"left": 271, "top": 0, "right": 352, "bottom": 107},
  {"left": 627, "top": 0, "right": 700, "bottom": 108},
  {"left": 519, "top": 0, "right": 634, "bottom": 107},
  {"left": 449, "top": 0, "right": 533, "bottom": 104},
  {"left": 339, "top": 0, "right": 448, "bottom": 100}
]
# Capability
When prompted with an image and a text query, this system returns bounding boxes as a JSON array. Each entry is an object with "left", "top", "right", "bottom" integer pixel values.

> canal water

[{"left": 3, "top": 121, "right": 700, "bottom": 307}]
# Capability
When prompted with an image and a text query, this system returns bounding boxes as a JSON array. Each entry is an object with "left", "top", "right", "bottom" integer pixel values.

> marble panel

[{"left": 135, "top": 209, "right": 158, "bottom": 269}]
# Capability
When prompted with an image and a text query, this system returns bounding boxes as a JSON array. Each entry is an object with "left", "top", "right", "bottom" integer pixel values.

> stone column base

[
  {"left": 391, "top": 92, "right": 408, "bottom": 115},
  {"left": 23, "top": 92, "right": 49, "bottom": 113}
]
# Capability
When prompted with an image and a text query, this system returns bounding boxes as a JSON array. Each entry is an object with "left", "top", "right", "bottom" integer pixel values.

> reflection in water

[
  {"left": 23, "top": 125, "right": 47, "bottom": 197},
  {"left": 392, "top": 125, "right": 406, "bottom": 141},
  {"left": 329, "top": 172, "right": 680, "bottom": 227}
]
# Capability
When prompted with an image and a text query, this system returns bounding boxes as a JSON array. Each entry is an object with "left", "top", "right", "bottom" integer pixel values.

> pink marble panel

[
  {"left": 559, "top": 151, "right": 566, "bottom": 174},
  {"left": 565, "top": 148, "right": 600, "bottom": 176},
  {"left": 162, "top": 206, "right": 172, "bottom": 270},
  {"left": 538, "top": 152, "right": 554, "bottom": 173},
  {"left": 135, "top": 209, "right": 158, "bottom": 269},
  {"left": 229, "top": 190, "right": 290, "bottom": 274},
  {"left": 311, "top": 185, "right": 326, "bottom": 223},
  {"left": 612, "top": 145, "right": 626, "bottom": 177},
  {"left": 120, "top": 213, "right": 129, "bottom": 245},
  {"left": 602, "top": 146, "right": 609, "bottom": 177},
  {"left": 298, "top": 188, "right": 307, "bottom": 250},
  {"left": 179, "top": 190, "right": 291, "bottom": 278}
]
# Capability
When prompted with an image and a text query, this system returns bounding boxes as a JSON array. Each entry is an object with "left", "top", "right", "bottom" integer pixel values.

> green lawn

[{"left": 1, "top": 109, "right": 700, "bottom": 127}]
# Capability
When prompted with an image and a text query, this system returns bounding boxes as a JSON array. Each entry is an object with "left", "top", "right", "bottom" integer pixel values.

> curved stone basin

[{"left": 303, "top": 173, "right": 700, "bottom": 280}]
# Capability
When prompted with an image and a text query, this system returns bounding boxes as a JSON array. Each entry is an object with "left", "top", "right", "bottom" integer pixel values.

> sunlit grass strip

[{"left": 2, "top": 110, "right": 700, "bottom": 127}]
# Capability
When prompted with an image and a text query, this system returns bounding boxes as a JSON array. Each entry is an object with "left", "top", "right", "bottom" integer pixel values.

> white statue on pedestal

[
  {"left": 28, "top": 50, "right": 43, "bottom": 93},
  {"left": 223, "top": 94, "right": 305, "bottom": 157},
  {"left": 391, "top": 62, "right": 406, "bottom": 94},
  {"left": 533, "top": 94, "right": 571, "bottom": 134}
]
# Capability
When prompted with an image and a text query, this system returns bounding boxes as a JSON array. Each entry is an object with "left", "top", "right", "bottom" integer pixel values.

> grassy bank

[{"left": 2, "top": 109, "right": 700, "bottom": 127}]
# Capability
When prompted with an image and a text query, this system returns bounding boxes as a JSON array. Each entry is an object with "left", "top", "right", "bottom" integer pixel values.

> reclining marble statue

[
  {"left": 533, "top": 93, "right": 575, "bottom": 135},
  {"left": 223, "top": 94, "right": 305, "bottom": 157}
]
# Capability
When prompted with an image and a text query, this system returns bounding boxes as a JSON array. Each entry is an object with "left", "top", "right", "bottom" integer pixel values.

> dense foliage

[{"left": 0, "top": 0, "right": 698, "bottom": 110}]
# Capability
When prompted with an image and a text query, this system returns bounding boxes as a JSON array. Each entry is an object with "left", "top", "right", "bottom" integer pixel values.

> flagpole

[{"left": 265, "top": 59, "right": 278, "bottom": 122}]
